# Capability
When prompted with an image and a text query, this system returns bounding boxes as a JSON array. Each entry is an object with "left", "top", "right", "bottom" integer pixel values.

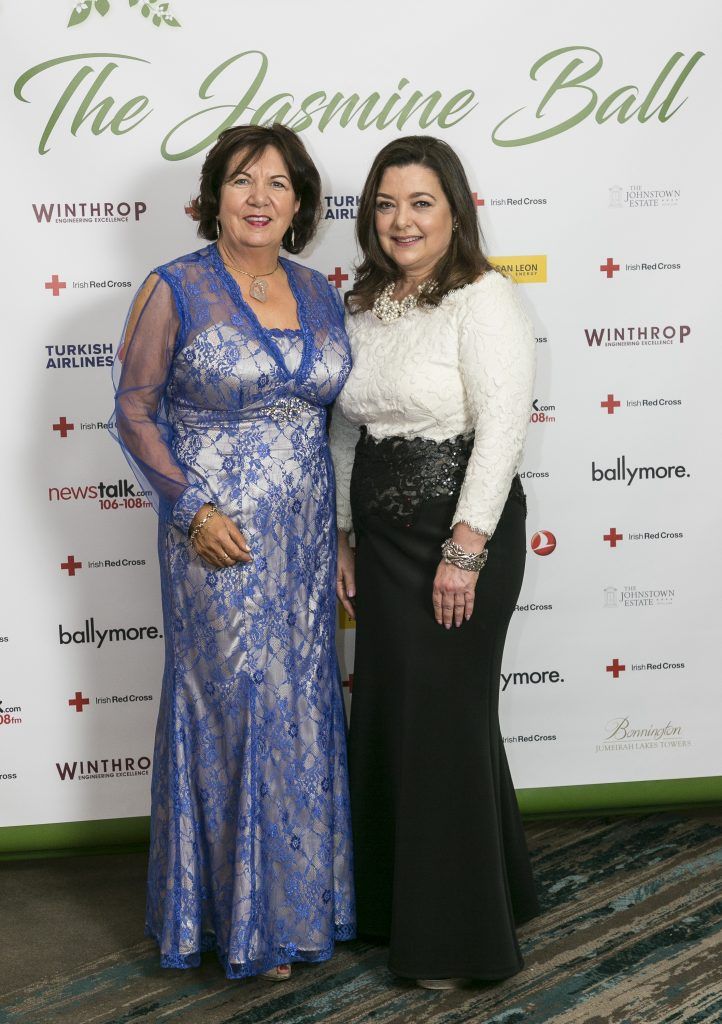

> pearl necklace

[{"left": 372, "top": 280, "right": 436, "bottom": 324}]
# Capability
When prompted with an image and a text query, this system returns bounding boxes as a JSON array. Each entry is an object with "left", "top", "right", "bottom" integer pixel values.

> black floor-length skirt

[{"left": 348, "top": 432, "right": 540, "bottom": 980}]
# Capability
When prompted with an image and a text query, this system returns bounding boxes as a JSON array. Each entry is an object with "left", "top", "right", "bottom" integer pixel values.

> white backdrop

[{"left": 1, "top": 0, "right": 720, "bottom": 841}]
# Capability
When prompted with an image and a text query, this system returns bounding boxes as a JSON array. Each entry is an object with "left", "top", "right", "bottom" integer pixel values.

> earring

[
  {"left": 290, "top": 224, "right": 296, "bottom": 249},
  {"left": 452, "top": 219, "right": 458, "bottom": 232},
  {"left": 216, "top": 217, "right": 222, "bottom": 237}
]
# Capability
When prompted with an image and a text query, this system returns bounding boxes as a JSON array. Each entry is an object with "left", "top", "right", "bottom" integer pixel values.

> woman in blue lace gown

[{"left": 111, "top": 125, "right": 355, "bottom": 980}]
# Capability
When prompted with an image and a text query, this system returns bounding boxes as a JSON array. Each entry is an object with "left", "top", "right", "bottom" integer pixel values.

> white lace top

[{"left": 329, "top": 270, "right": 535, "bottom": 537}]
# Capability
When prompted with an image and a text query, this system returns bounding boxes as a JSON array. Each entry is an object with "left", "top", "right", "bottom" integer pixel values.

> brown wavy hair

[
  {"left": 345, "top": 135, "right": 496, "bottom": 313},
  {"left": 188, "top": 124, "right": 321, "bottom": 255}
]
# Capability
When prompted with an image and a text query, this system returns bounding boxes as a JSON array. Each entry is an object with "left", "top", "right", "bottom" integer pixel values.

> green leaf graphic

[
  {"left": 67, "top": 0, "right": 182, "bottom": 30},
  {"left": 67, "top": 3, "right": 92, "bottom": 26}
]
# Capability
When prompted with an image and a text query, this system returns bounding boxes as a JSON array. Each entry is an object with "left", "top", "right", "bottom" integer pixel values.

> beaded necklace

[{"left": 372, "top": 280, "right": 436, "bottom": 323}]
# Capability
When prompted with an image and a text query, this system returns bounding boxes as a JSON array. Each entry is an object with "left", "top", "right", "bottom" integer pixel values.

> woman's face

[
  {"left": 217, "top": 145, "right": 300, "bottom": 257},
  {"left": 374, "top": 163, "right": 454, "bottom": 282}
]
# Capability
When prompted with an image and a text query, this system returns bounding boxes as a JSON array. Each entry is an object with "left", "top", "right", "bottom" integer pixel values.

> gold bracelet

[{"left": 189, "top": 503, "right": 218, "bottom": 542}]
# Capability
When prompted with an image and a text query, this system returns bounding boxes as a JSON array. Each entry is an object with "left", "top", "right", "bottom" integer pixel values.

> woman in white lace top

[{"left": 329, "top": 136, "right": 539, "bottom": 988}]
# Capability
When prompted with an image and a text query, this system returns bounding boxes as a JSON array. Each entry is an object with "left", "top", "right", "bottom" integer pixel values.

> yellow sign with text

[
  {"left": 338, "top": 605, "right": 356, "bottom": 630},
  {"left": 489, "top": 255, "right": 547, "bottom": 283}
]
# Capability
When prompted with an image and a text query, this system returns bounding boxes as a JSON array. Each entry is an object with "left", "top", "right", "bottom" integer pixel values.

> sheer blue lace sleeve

[
  {"left": 109, "top": 274, "right": 212, "bottom": 534},
  {"left": 329, "top": 402, "right": 360, "bottom": 532}
]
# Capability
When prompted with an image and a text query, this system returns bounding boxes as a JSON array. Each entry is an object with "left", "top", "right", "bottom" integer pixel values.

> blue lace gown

[{"left": 111, "top": 244, "right": 355, "bottom": 978}]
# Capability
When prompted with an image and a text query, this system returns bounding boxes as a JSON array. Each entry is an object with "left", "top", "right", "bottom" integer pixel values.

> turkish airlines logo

[{"left": 531, "top": 531, "right": 556, "bottom": 555}]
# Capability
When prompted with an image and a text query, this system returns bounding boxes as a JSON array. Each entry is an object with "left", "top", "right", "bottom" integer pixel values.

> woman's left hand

[{"left": 432, "top": 561, "right": 479, "bottom": 628}]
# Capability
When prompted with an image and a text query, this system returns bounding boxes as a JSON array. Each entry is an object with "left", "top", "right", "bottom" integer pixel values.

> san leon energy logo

[
  {"left": 531, "top": 531, "right": 556, "bottom": 556},
  {"left": 488, "top": 255, "right": 547, "bottom": 283},
  {"left": 591, "top": 456, "right": 690, "bottom": 485}
]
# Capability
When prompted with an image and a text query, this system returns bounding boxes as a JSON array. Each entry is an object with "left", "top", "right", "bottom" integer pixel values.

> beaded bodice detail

[{"left": 351, "top": 430, "right": 473, "bottom": 526}]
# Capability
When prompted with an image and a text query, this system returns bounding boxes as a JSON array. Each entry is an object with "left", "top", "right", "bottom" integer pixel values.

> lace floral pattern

[
  {"left": 329, "top": 271, "right": 535, "bottom": 538},
  {"left": 351, "top": 429, "right": 526, "bottom": 530},
  {"left": 351, "top": 430, "right": 472, "bottom": 527},
  {"left": 110, "top": 245, "right": 355, "bottom": 978}
]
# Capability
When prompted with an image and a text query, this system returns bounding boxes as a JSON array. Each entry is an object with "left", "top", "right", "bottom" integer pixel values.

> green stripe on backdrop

[{"left": 1, "top": 776, "right": 720, "bottom": 857}]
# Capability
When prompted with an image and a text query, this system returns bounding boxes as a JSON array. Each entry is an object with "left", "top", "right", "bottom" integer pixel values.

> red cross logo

[
  {"left": 52, "top": 417, "right": 74, "bottom": 438},
  {"left": 342, "top": 673, "right": 354, "bottom": 693},
  {"left": 472, "top": 192, "right": 485, "bottom": 206},
  {"left": 603, "top": 528, "right": 623, "bottom": 548},
  {"left": 600, "top": 258, "right": 620, "bottom": 278},
  {"left": 61, "top": 555, "right": 83, "bottom": 576},
  {"left": 45, "top": 274, "right": 67, "bottom": 296},
  {"left": 600, "top": 394, "right": 621, "bottom": 415},
  {"left": 606, "top": 659, "right": 625, "bottom": 679},
  {"left": 68, "top": 691, "right": 90, "bottom": 712},
  {"left": 327, "top": 267, "right": 349, "bottom": 289}
]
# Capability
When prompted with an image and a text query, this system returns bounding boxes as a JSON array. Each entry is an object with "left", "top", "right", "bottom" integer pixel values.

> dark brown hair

[
  {"left": 346, "top": 135, "right": 496, "bottom": 312},
  {"left": 188, "top": 124, "right": 321, "bottom": 254}
]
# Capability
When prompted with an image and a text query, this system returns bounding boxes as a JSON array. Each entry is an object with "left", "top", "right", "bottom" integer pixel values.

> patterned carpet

[{"left": 2, "top": 813, "right": 722, "bottom": 1024}]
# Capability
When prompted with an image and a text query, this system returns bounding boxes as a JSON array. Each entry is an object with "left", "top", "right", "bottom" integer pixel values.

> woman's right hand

[
  {"left": 189, "top": 504, "right": 252, "bottom": 569},
  {"left": 336, "top": 532, "right": 356, "bottom": 619}
]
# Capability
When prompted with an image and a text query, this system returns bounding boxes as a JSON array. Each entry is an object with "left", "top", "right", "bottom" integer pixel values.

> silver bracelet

[
  {"left": 441, "top": 537, "right": 488, "bottom": 573},
  {"left": 189, "top": 503, "right": 218, "bottom": 542}
]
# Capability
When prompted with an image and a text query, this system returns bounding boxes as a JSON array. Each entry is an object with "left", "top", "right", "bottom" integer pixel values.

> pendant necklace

[{"left": 219, "top": 241, "right": 280, "bottom": 303}]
